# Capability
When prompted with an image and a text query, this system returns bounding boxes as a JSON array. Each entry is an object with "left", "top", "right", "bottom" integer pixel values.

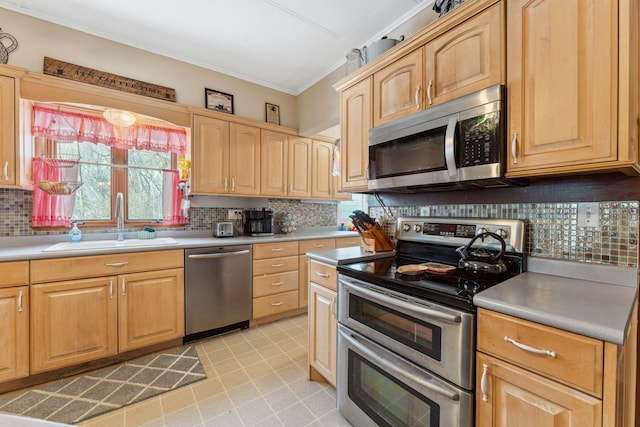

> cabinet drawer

[
  {"left": 253, "top": 271, "right": 298, "bottom": 297},
  {"left": 253, "top": 256, "right": 298, "bottom": 276},
  {"left": 253, "top": 241, "right": 298, "bottom": 259},
  {"left": 252, "top": 290, "right": 299, "bottom": 319},
  {"left": 477, "top": 309, "right": 604, "bottom": 397},
  {"left": 0, "top": 261, "right": 29, "bottom": 288},
  {"left": 335, "top": 237, "right": 362, "bottom": 248},
  {"left": 299, "top": 238, "right": 335, "bottom": 254},
  {"left": 31, "top": 250, "right": 184, "bottom": 283},
  {"left": 309, "top": 260, "right": 337, "bottom": 291}
]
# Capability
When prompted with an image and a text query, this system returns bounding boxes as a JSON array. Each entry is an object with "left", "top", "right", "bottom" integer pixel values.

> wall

[{"left": 0, "top": 7, "right": 298, "bottom": 128}]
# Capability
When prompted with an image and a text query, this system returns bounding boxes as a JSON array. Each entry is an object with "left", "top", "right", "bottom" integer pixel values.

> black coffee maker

[{"left": 243, "top": 208, "right": 274, "bottom": 236}]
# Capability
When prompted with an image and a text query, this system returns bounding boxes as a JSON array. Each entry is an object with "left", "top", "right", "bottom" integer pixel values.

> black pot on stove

[{"left": 457, "top": 231, "right": 508, "bottom": 278}]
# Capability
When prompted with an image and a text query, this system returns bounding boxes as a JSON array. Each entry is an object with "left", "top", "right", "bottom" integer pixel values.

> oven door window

[
  {"left": 369, "top": 125, "right": 447, "bottom": 179},
  {"left": 349, "top": 350, "right": 440, "bottom": 427},
  {"left": 349, "top": 295, "right": 442, "bottom": 361}
]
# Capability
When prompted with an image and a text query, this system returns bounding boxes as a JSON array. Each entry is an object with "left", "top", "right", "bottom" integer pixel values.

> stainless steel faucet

[{"left": 115, "top": 192, "right": 124, "bottom": 241}]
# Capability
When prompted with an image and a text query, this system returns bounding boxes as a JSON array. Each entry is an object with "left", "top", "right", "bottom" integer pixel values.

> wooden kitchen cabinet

[
  {"left": 476, "top": 307, "right": 637, "bottom": 427},
  {"left": 0, "top": 73, "right": 17, "bottom": 187},
  {"left": 506, "top": 0, "right": 639, "bottom": 177},
  {"left": 192, "top": 115, "right": 260, "bottom": 195},
  {"left": 311, "top": 139, "right": 333, "bottom": 199},
  {"left": 260, "top": 130, "right": 311, "bottom": 198},
  {"left": 0, "top": 261, "right": 29, "bottom": 382},
  {"left": 424, "top": 2, "right": 503, "bottom": 107},
  {"left": 339, "top": 77, "right": 372, "bottom": 192},
  {"left": 373, "top": 49, "right": 423, "bottom": 127},
  {"left": 118, "top": 268, "right": 184, "bottom": 352},
  {"left": 298, "top": 239, "right": 336, "bottom": 308},
  {"left": 308, "top": 260, "right": 338, "bottom": 387},
  {"left": 288, "top": 136, "right": 312, "bottom": 198},
  {"left": 30, "top": 250, "right": 184, "bottom": 373},
  {"left": 252, "top": 241, "right": 300, "bottom": 319}
]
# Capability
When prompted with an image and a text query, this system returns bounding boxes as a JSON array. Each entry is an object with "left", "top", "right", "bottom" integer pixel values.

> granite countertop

[
  {"left": 0, "top": 229, "right": 360, "bottom": 262},
  {"left": 306, "top": 246, "right": 395, "bottom": 265},
  {"left": 474, "top": 257, "right": 639, "bottom": 345}
]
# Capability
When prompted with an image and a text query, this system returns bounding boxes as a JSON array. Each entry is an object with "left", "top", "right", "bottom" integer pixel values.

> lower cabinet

[
  {"left": 30, "top": 250, "right": 184, "bottom": 374},
  {"left": 308, "top": 260, "right": 338, "bottom": 386},
  {"left": 0, "top": 283, "right": 29, "bottom": 382},
  {"left": 252, "top": 241, "right": 299, "bottom": 319}
]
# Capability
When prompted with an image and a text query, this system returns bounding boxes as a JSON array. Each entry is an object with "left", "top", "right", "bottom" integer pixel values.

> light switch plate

[
  {"left": 227, "top": 209, "right": 242, "bottom": 219},
  {"left": 577, "top": 203, "right": 599, "bottom": 228}
]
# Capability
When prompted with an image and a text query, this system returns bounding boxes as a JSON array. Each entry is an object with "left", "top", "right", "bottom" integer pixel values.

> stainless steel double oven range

[{"left": 337, "top": 217, "right": 526, "bottom": 427}]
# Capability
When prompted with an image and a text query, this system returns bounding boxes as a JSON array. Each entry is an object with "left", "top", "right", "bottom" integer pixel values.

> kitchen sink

[{"left": 42, "top": 237, "right": 179, "bottom": 253}]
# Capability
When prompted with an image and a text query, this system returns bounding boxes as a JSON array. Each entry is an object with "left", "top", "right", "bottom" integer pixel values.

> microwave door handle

[{"left": 444, "top": 116, "right": 458, "bottom": 177}]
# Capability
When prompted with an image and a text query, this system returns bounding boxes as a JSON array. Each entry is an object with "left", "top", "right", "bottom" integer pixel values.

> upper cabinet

[
  {"left": 0, "top": 69, "right": 19, "bottom": 187},
  {"left": 260, "top": 130, "right": 312, "bottom": 198},
  {"left": 340, "top": 77, "right": 372, "bottom": 192},
  {"left": 506, "top": 0, "right": 639, "bottom": 177},
  {"left": 424, "top": 2, "right": 503, "bottom": 107},
  {"left": 192, "top": 115, "right": 261, "bottom": 195}
]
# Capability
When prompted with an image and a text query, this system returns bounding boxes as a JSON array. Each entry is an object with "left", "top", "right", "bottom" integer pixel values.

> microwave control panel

[{"left": 459, "top": 111, "right": 500, "bottom": 167}]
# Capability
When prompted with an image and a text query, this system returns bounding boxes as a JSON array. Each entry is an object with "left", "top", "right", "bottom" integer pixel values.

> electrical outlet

[
  {"left": 227, "top": 209, "right": 243, "bottom": 220},
  {"left": 577, "top": 203, "right": 599, "bottom": 228}
]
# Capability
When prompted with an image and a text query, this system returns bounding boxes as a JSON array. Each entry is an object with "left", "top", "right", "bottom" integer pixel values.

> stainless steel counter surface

[
  {"left": 306, "top": 246, "right": 395, "bottom": 266},
  {"left": 474, "top": 257, "right": 639, "bottom": 345},
  {"left": 0, "top": 229, "right": 360, "bottom": 262}
]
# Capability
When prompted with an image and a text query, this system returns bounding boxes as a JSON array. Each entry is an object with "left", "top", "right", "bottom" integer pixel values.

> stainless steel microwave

[{"left": 367, "top": 84, "right": 527, "bottom": 192}]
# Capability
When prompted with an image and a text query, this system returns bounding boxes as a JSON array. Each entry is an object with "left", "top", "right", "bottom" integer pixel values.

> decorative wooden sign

[{"left": 43, "top": 57, "right": 176, "bottom": 102}]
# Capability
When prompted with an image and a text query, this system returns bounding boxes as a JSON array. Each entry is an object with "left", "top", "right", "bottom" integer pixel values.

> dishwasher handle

[{"left": 187, "top": 250, "right": 250, "bottom": 259}]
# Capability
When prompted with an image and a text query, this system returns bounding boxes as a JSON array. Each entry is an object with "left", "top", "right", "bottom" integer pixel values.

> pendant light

[{"left": 103, "top": 108, "right": 136, "bottom": 127}]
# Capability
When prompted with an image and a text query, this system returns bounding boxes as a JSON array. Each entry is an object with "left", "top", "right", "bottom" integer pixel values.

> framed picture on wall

[
  {"left": 205, "top": 88, "right": 234, "bottom": 114},
  {"left": 266, "top": 103, "right": 280, "bottom": 125}
]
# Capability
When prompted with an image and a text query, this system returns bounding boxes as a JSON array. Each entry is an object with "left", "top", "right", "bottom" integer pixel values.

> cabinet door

[
  {"left": 298, "top": 255, "right": 309, "bottom": 308},
  {"left": 119, "top": 269, "right": 184, "bottom": 352},
  {"left": 340, "top": 77, "right": 372, "bottom": 192},
  {"left": 229, "top": 122, "right": 260, "bottom": 195},
  {"left": 476, "top": 353, "right": 601, "bottom": 427},
  {"left": 0, "top": 286, "right": 28, "bottom": 382},
  {"left": 0, "top": 75, "right": 15, "bottom": 186},
  {"left": 31, "top": 277, "right": 118, "bottom": 373},
  {"left": 424, "top": 2, "right": 503, "bottom": 107},
  {"left": 373, "top": 48, "right": 423, "bottom": 127},
  {"left": 506, "top": 0, "right": 618, "bottom": 175},
  {"left": 308, "top": 282, "right": 337, "bottom": 386},
  {"left": 311, "top": 140, "right": 333, "bottom": 199},
  {"left": 288, "top": 136, "right": 312, "bottom": 198},
  {"left": 260, "top": 130, "right": 288, "bottom": 196},
  {"left": 191, "top": 115, "right": 230, "bottom": 194}
]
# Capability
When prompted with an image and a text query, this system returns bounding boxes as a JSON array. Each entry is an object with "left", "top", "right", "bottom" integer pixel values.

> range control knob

[
  {"left": 477, "top": 227, "right": 489, "bottom": 235},
  {"left": 413, "top": 224, "right": 422, "bottom": 233},
  {"left": 496, "top": 228, "right": 509, "bottom": 239},
  {"left": 402, "top": 223, "right": 411, "bottom": 232}
]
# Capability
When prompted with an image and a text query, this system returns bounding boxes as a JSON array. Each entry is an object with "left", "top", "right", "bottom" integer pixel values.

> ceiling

[{"left": 0, "top": 0, "right": 433, "bottom": 95}]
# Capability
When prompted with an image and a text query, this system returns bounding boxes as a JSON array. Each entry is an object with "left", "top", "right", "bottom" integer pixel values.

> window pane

[
  {"left": 339, "top": 194, "right": 367, "bottom": 227},
  {"left": 58, "top": 141, "right": 112, "bottom": 221},
  {"left": 127, "top": 149, "right": 171, "bottom": 221}
]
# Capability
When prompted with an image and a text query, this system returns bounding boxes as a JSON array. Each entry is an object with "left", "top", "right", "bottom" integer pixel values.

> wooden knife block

[{"left": 362, "top": 223, "right": 395, "bottom": 252}]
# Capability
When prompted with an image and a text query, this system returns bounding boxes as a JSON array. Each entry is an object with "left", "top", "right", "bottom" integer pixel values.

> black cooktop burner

[{"left": 337, "top": 241, "right": 525, "bottom": 312}]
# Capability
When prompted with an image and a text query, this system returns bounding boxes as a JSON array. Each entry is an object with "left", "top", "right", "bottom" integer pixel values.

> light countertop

[
  {"left": 0, "top": 229, "right": 360, "bottom": 262},
  {"left": 474, "top": 257, "right": 639, "bottom": 345},
  {"left": 306, "top": 246, "right": 395, "bottom": 265}
]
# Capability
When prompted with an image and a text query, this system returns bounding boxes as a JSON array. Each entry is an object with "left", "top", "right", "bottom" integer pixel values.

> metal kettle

[{"left": 456, "top": 231, "right": 507, "bottom": 277}]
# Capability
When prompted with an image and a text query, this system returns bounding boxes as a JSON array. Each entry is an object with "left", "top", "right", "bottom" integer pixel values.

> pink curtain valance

[{"left": 31, "top": 105, "right": 187, "bottom": 154}]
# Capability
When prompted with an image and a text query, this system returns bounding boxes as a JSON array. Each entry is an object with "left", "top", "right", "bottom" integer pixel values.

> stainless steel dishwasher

[{"left": 184, "top": 245, "right": 252, "bottom": 342}]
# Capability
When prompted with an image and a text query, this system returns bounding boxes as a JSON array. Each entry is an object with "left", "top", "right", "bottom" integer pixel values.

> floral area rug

[{"left": 0, "top": 346, "right": 206, "bottom": 424}]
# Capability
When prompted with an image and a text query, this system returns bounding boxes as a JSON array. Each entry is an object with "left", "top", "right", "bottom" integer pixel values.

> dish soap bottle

[{"left": 68, "top": 222, "right": 82, "bottom": 243}]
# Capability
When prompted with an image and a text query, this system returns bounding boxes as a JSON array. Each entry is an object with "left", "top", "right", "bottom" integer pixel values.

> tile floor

[{"left": 75, "top": 314, "right": 352, "bottom": 427}]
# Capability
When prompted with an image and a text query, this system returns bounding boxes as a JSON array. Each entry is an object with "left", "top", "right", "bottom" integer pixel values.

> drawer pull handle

[
  {"left": 18, "top": 290, "right": 23, "bottom": 313},
  {"left": 121, "top": 278, "right": 126, "bottom": 296},
  {"left": 271, "top": 263, "right": 284, "bottom": 268},
  {"left": 271, "top": 248, "right": 284, "bottom": 252},
  {"left": 271, "top": 301, "right": 284, "bottom": 307},
  {"left": 109, "top": 281, "right": 114, "bottom": 299},
  {"left": 106, "top": 262, "right": 129, "bottom": 268},
  {"left": 480, "top": 363, "right": 489, "bottom": 402},
  {"left": 504, "top": 336, "right": 556, "bottom": 358},
  {"left": 272, "top": 281, "right": 284, "bottom": 286},
  {"left": 315, "top": 272, "right": 330, "bottom": 278},
  {"left": 312, "top": 244, "right": 325, "bottom": 248}
]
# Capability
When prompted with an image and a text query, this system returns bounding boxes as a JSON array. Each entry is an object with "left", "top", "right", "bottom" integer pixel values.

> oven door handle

[
  {"left": 350, "top": 283, "right": 461, "bottom": 324},
  {"left": 444, "top": 115, "right": 458, "bottom": 177},
  {"left": 341, "top": 329, "right": 460, "bottom": 402}
]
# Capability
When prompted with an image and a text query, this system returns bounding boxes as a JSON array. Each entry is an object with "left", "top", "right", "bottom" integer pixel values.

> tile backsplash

[
  {"left": 369, "top": 201, "right": 639, "bottom": 268},
  {"left": 0, "top": 188, "right": 338, "bottom": 237}
]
